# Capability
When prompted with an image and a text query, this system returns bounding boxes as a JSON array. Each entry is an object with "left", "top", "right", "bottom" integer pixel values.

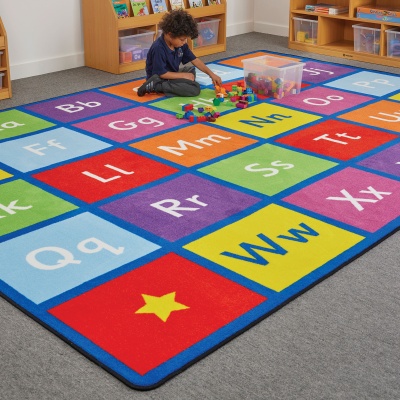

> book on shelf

[
  {"left": 357, "top": 6, "right": 400, "bottom": 23},
  {"left": 112, "top": 0, "right": 129, "bottom": 18},
  {"left": 307, "top": 4, "right": 348, "bottom": 14},
  {"left": 305, "top": 3, "right": 334, "bottom": 12},
  {"left": 328, "top": 5, "right": 349, "bottom": 15},
  {"left": 207, "top": 0, "right": 221, "bottom": 5},
  {"left": 130, "top": 0, "right": 149, "bottom": 16},
  {"left": 314, "top": 6, "right": 333, "bottom": 13},
  {"left": 357, "top": 5, "right": 400, "bottom": 17},
  {"left": 170, "top": 0, "right": 185, "bottom": 10},
  {"left": 150, "top": 0, "right": 168, "bottom": 13},
  {"left": 189, "top": 0, "right": 203, "bottom": 8}
]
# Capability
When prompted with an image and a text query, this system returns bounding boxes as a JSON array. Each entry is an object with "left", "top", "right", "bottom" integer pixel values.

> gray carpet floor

[{"left": 1, "top": 33, "right": 399, "bottom": 400}]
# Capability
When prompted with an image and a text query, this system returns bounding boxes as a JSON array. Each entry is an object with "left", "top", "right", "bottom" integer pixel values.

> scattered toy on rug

[{"left": 175, "top": 82, "right": 258, "bottom": 122}]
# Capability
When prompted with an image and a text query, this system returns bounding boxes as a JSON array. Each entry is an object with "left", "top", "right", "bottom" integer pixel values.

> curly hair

[{"left": 158, "top": 10, "right": 199, "bottom": 39}]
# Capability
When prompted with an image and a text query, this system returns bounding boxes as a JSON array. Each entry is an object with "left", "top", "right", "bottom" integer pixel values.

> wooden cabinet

[
  {"left": 288, "top": 0, "right": 400, "bottom": 68},
  {"left": 0, "top": 17, "right": 11, "bottom": 100},
  {"left": 81, "top": 0, "right": 227, "bottom": 74}
]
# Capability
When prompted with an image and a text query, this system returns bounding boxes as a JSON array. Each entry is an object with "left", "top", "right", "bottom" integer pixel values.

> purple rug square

[
  {"left": 302, "top": 61, "right": 356, "bottom": 84},
  {"left": 100, "top": 174, "right": 261, "bottom": 241},
  {"left": 357, "top": 143, "right": 400, "bottom": 178},
  {"left": 23, "top": 91, "right": 132, "bottom": 123}
]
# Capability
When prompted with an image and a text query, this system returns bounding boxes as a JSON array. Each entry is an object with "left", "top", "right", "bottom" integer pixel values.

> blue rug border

[{"left": 0, "top": 49, "right": 399, "bottom": 389}]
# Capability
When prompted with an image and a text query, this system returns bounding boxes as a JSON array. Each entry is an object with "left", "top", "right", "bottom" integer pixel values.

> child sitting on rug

[{"left": 137, "top": 9, "right": 222, "bottom": 97}]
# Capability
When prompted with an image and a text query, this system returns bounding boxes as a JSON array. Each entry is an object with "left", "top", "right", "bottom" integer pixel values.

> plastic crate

[
  {"left": 193, "top": 18, "right": 220, "bottom": 48},
  {"left": 386, "top": 28, "right": 400, "bottom": 57},
  {"left": 242, "top": 55, "right": 305, "bottom": 99},
  {"left": 353, "top": 24, "right": 381, "bottom": 55},
  {"left": 118, "top": 29, "right": 154, "bottom": 61},
  {"left": 293, "top": 17, "right": 318, "bottom": 45}
]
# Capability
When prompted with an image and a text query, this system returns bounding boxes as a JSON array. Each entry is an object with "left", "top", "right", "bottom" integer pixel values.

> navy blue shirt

[{"left": 145, "top": 35, "right": 196, "bottom": 79}]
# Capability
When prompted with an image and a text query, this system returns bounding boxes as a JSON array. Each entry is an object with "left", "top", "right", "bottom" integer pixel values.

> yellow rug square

[
  {"left": 184, "top": 204, "right": 364, "bottom": 292},
  {"left": 214, "top": 103, "right": 321, "bottom": 138}
]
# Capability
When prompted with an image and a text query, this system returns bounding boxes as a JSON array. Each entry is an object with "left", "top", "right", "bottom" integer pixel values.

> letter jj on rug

[{"left": 0, "top": 51, "right": 399, "bottom": 389}]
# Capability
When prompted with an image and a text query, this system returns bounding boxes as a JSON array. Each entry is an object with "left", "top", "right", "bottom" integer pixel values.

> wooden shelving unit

[
  {"left": 0, "top": 17, "right": 12, "bottom": 100},
  {"left": 289, "top": 0, "right": 400, "bottom": 68},
  {"left": 81, "top": 0, "right": 227, "bottom": 74}
]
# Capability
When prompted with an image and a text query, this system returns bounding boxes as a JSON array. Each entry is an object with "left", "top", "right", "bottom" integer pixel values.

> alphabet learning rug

[{"left": 0, "top": 51, "right": 399, "bottom": 389}]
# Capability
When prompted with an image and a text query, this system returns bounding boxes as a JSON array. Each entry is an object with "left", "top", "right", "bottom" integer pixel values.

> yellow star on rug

[{"left": 135, "top": 292, "right": 189, "bottom": 322}]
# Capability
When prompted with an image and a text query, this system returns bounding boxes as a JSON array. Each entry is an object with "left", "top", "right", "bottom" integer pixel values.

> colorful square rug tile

[{"left": 0, "top": 51, "right": 399, "bottom": 390}]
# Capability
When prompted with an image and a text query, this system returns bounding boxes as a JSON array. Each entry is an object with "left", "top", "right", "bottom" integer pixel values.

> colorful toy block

[
  {"left": 184, "top": 111, "right": 195, "bottom": 119},
  {"left": 182, "top": 103, "right": 194, "bottom": 112},
  {"left": 296, "top": 31, "right": 309, "bottom": 42},
  {"left": 215, "top": 85, "right": 227, "bottom": 97}
]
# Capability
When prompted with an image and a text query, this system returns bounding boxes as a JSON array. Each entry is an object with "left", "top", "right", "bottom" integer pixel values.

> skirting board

[
  {"left": 254, "top": 21, "right": 289, "bottom": 37},
  {"left": 10, "top": 53, "right": 85, "bottom": 81},
  {"left": 226, "top": 21, "right": 254, "bottom": 38},
  {"left": 10, "top": 24, "right": 287, "bottom": 81}
]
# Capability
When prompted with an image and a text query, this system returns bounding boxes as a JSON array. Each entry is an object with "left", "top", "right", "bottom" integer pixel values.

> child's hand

[{"left": 210, "top": 73, "right": 222, "bottom": 87}]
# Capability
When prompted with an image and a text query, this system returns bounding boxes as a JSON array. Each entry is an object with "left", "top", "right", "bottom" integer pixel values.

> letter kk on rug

[{"left": 0, "top": 51, "right": 399, "bottom": 389}]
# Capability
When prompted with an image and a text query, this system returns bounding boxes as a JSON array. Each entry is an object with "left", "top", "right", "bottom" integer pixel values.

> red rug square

[
  {"left": 33, "top": 149, "right": 178, "bottom": 203},
  {"left": 49, "top": 253, "right": 266, "bottom": 375},
  {"left": 276, "top": 120, "right": 396, "bottom": 160}
]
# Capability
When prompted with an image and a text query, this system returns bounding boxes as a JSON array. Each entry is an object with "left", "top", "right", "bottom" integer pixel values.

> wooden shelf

[
  {"left": 288, "top": 0, "right": 400, "bottom": 68},
  {"left": 0, "top": 17, "right": 12, "bottom": 100},
  {"left": 81, "top": 0, "right": 227, "bottom": 74}
]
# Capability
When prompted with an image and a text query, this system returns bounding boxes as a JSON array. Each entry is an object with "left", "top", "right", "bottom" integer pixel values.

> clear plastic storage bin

[
  {"left": 193, "top": 18, "right": 220, "bottom": 48},
  {"left": 386, "top": 28, "right": 400, "bottom": 57},
  {"left": 118, "top": 29, "right": 154, "bottom": 62},
  {"left": 242, "top": 55, "right": 305, "bottom": 99},
  {"left": 293, "top": 17, "right": 318, "bottom": 45},
  {"left": 353, "top": 24, "right": 381, "bottom": 55}
]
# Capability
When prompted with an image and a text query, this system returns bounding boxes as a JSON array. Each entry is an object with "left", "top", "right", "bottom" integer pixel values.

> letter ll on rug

[{"left": 0, "top": 51, "right": 399, "bottom": 389}]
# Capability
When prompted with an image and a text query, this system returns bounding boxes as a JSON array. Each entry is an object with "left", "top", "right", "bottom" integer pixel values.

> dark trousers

[{"left": 158, "top": 65, "right": 201, "bottom": 97}]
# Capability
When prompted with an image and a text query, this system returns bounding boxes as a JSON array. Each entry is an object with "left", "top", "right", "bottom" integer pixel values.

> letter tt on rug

[{"left": 0, "top": 51, "right": 399, "bottom": 389}]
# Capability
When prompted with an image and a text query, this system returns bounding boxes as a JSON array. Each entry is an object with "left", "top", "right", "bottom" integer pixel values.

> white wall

[
  {"left": 0, "top": 0, "right": 289, "bottom": 80},
  {"left": 226, "top": 0, "right": 254, "bottom": 37},
  {"left": 0, "top": 0, "right": 85, "bottom": 80},
  {"left": 254, "top": 0, "right": 290, "bottom": 37}
]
